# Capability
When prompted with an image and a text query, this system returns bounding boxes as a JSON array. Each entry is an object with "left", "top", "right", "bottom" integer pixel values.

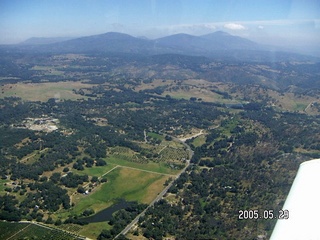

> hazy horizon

[{"left": 1, "top": 0, "right": 319, "bottom": 55}]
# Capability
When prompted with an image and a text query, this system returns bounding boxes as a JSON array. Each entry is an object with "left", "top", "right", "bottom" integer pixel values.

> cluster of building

[{"left": 13, "top": 116, "right": 59, "bottom": 132}]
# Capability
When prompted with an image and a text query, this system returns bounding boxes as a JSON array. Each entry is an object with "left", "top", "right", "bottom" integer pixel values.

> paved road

[{"left": 115, "top": 134, "right": 194, "bottom": 239}]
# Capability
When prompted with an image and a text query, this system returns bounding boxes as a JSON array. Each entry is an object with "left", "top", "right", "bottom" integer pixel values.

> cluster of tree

[
  {"left": 64, "top": 216, "right": 89, "bottom": 226},
  {"left": 0, "top": 180, "right": 70, "bottom": 222},
  {"left": 73, "top": 157, "right": 106, "bottom": 171},
  {"left": 23, "top": 181, "right": 70, "bottom": 211},
  {"left": 98, "top": 202, "right": 148, "bottom": 240},
  {"left": 60, "top": 172, "right": 89, "bottom": 188},
  {"left": 241, "top": 109, "right": 320, "bottom": 155},
  {"left": 0, "top": 126, "right": 37, "bottom": 158},
  {"left": 139, "top": 156, "right": 302, "bottom": 239},
  {"left": 0, "top": 195, "right": 22, "bottom": 221},
  {"left": 137, "top": 103, "right": 320, "bottom": 239},
  {"left": 9, "top": 138, "right": 78, "bottom": 180}
]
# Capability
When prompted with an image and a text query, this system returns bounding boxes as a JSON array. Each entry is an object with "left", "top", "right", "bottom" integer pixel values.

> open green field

[
  {"left": 78, "top": 222, "right": 111, "bottom": 239},
  {"left": 0, "top": 82, "right": 94, "bottom": 102},
  {"left": 162, "top": 86, "right": 240, "bottom": 104},
  {"left": 57, "top": 219, "right": 116, "bottom": 239},
  {"left": 73, "top": 164, "right": 116, "bottom": 177},
  {"left": 0, "top": 179, "right": 9, "bottom": 192},
  {"left": 106, "top": 155, "right": 180, "bottom": 175},
  {"left": 276, "top": 94, "right": 310, "bottom": 112},
  {"left": 31, "top": 65, "right": 64, "bottom": 75},
  {"left": 162, "top": 88, "right": 224, "bottom": 103},
  {"left": 147, "top": 132, "right": 164, "bottom": 141},
  {"left": 293, "top": 102, "right": 308, "bottom": 111},
  {"left": 192, "top": 135, "right": 207, "bottom": 147},
  {"left": 221, "top": 117, "right": 240, "bottom": 136},
  {"left": 67, "top": 167, "right": 169, "bottom": 216}
]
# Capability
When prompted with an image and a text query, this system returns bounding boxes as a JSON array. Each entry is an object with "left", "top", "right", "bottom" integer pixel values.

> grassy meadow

[
  {"left": 0, "top": 179, "right": 9, "bottom": 192},
  {"left": 192, "top": 135, "right": 207, "bottom": 147},
  {"left": 67, "top": 167, "right": 169, "bottom": 215},
  {"left": 106, "top": 155, "right": 180, "bottom": 175},
  {"left": 0, "top": 82, "right": 94, "bottom": 102}
]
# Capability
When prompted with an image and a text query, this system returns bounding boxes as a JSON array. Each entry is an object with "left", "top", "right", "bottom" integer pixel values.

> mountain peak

[
  {"left": 83, "top": 32, "right": 137, "bottom": 41},
  {"left": 212, "top": 31, "right": 231, "bottom": 36},
  {"left": 156, "top": 33, "right": 197, "bottom": 41},
  {"left": 201, "top": 31, "right": 232, "bottom": 38}
]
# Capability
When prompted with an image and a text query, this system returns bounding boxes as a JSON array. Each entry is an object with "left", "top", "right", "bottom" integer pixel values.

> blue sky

[{"left": 1, "top": 0, "right": 319, "bottom": 53}]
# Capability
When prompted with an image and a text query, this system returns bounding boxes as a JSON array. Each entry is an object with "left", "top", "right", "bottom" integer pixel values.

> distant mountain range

[
  {"left": 19, "top": 37, "right": 75, "bottom": 45},
  {"left": 11, "top": 31, "right": 320, "bottom": 62},
  {"left": 155, "top": 31, "right": 262, "bottom": 52}
]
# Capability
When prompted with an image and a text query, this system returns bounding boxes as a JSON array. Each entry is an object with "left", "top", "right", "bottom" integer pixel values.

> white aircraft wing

[{"left": 271, "top": 159, "right": 320, "bottom": 240}]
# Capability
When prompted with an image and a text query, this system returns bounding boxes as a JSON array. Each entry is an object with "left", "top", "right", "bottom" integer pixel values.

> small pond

[{"left": 80, "top": 199, "right": 134, "bottom": 223}]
